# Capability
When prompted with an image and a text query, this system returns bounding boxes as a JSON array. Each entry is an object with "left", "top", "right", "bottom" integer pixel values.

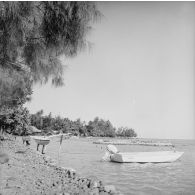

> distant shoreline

[{"left": 92, "top": 137, "right": 173, "bottom": 146}]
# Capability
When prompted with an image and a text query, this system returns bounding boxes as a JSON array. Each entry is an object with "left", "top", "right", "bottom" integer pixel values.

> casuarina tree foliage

[
  {"left": 0, "top": 68, "right": 32, "bottom": 108},
  {"left": 0, "top": 1, "right": 101, "bottom": 86}
]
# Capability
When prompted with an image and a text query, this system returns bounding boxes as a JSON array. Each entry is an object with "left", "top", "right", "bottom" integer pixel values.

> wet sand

[{"left": 0, "top": 136, "right": 121, "bottom": 195}]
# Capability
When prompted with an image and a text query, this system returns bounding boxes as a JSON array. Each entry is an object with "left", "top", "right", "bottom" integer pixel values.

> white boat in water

[{"left": 107, "top": 145, "right": 184, "bottom": 163}]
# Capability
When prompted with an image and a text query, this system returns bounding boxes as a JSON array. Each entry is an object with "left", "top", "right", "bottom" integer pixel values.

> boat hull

[{"left": 110, "top": 151, "right": 184, "bottom": 163}]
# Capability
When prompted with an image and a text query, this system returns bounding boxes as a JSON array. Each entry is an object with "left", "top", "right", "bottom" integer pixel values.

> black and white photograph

[{"left": 0, "top": 1, "right": 195, "bottom": 195}]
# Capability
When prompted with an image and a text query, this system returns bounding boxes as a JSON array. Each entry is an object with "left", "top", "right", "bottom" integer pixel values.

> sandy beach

[{"left": 0, "top": 136, "right": 121, "bottom": 195}]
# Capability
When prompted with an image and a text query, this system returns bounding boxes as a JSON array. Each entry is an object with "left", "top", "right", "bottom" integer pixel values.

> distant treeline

[
  {"left": 30, "top": 110, "right": 137, "bottom": 138},
  {"left": 0, "top": 107, "right": 137, "bottom": 137}
]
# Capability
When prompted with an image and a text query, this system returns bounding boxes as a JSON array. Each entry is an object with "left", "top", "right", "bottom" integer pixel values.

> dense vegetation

[
  {"left": 0, "top": 68, "right": 32, "bottom": 135},
  {"left": 0, "top": 106, "right": 30, "bottom": 135},
  {"left": 116, "top": 127, "right": 137, "bottom": 137},
  {"left": 30, "top": 111, "right": 137, "bottom": 138}
]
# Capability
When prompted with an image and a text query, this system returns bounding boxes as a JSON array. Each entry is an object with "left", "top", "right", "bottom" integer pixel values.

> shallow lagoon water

[{"left": 37, "top": 138, "right": 195, "bottom": 195}]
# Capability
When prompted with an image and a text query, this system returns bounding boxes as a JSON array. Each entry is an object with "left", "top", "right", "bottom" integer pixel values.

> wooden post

[{"left": 58, "top": 134, "right": 63, "bottom": 166}]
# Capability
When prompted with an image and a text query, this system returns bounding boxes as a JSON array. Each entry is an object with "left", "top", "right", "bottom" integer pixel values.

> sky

[{"left": 26, "top": 2, "right": 195, "bottom": 140}]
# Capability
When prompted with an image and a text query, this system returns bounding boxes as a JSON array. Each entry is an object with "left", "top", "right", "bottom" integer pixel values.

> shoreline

[
  {"left": 0, "top": 136, "right": 121, "bottom": 195},
  {"left": 93, "top": 138, "right": 173, "bottom": 147}
]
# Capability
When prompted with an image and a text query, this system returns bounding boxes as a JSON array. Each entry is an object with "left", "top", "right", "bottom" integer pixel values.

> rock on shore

[{"left": 0, "top": 136, "right": 122, "bottom": 195}]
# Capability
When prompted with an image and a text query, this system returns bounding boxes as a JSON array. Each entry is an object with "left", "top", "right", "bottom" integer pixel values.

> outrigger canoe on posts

[{"left": 31, "top": 133, "right": 72, "bottom": 145}]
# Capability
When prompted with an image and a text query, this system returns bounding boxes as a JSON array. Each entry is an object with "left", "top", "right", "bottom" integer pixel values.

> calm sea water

[{"left": 33, "top": 137, "right": 195, "bottom": 195}]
